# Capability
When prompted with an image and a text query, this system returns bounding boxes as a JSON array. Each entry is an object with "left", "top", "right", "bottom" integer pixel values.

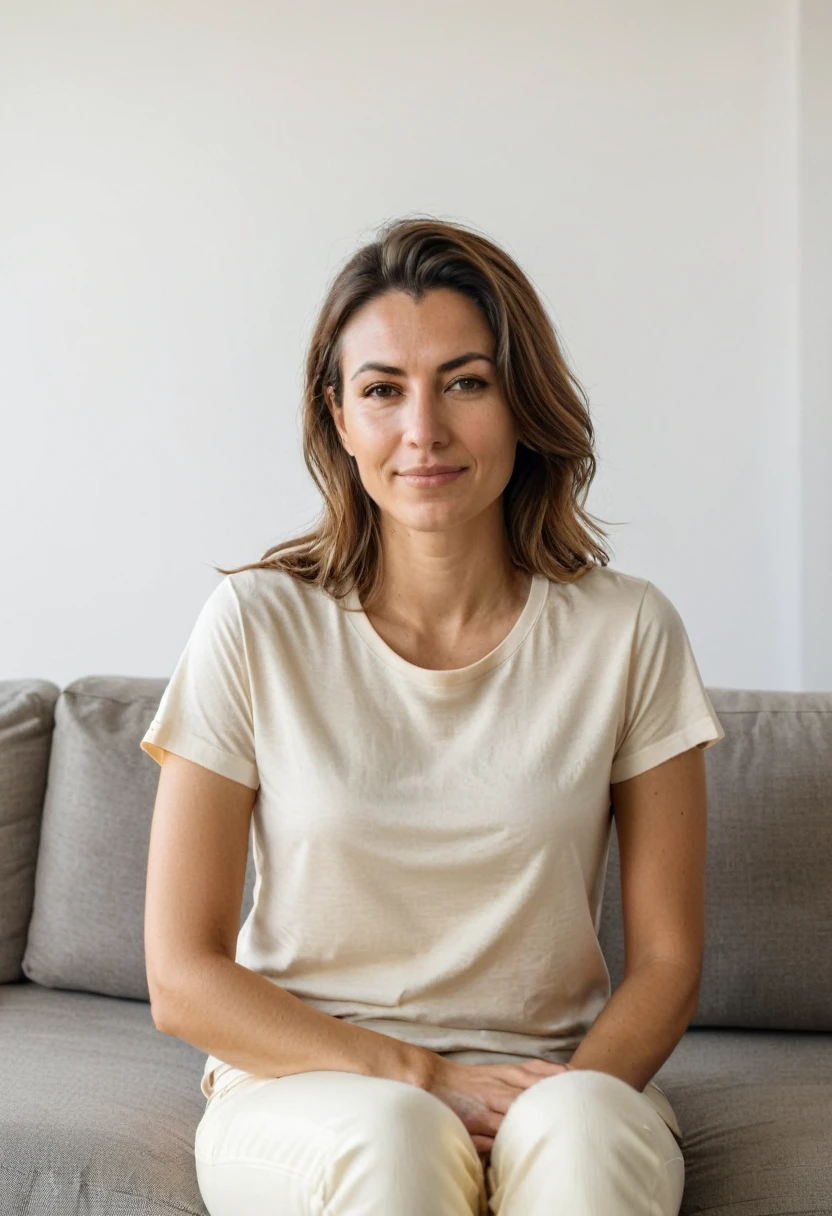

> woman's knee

[
  {"left": 357, "top": 1081, "right": 484, "bottom": 1213},
  {"left": 195, "top": 1072, "right": 483, "bottom": 1216},
  {"left": 488, "top": 1071, "right": 685, "bottom": 1215},
  {"left": 359, "top": 1076, "right": 479, "bottom": 1160},
  {"left": 494, "top": 1067, "right": 667, "bottom": 1153}
]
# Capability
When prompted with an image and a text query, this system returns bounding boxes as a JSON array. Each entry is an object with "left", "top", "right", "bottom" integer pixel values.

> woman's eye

[{"left": 362, "top": 376, "right": 487, "bottom": 399}]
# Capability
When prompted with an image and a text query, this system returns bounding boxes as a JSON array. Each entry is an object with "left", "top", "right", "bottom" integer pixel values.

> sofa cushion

[
  {"left": 653, "top": 1025, "right": 832, "bottom": 1215},
  {"left": 0, "top": 981, "right": 209, "bottom": 1214},
  {"left": 22, "top": 676, "right": 256, "bottom": 1001},
  {"left": 1, "top": 981, "right": 829, "bottom": 1216},
  {"left": 0, "top": 679, "right": 60, "bottom": 984},
  {"left": 599, "top": 687, "right": 832, "bottom": 1031}
]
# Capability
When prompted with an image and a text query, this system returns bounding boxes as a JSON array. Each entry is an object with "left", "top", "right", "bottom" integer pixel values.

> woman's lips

[{"left": 398, "top": 468, "right": 467, "bottom": 487}]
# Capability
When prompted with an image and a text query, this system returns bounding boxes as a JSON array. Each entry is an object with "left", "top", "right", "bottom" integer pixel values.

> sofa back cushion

[
  {"left": 21, "top": 676, "right": 255, "bottom": 1001},
  {"left": 598, "top": 687, "right": 832, "bottom": 1030},
  {"left": 0, "top": 679, "right": 60, "bottom": 982}
]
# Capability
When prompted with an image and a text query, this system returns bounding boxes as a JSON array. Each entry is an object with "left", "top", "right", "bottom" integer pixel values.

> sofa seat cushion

[
  {"left": 2, "top": 982, "right": 831, "bottom": 1216},
  {"left": 1, "top": 981, "right": 209, "bottom": 1215},
  {"left": 653, "top": 1026, "right": 832, "bottom": 1214}
]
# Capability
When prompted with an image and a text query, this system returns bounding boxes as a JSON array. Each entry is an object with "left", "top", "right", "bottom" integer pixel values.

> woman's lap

[{"left": 194, "top": 1065, "right": 685, "bottom": 1216}]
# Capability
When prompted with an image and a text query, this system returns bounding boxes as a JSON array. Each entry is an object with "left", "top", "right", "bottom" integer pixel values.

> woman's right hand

[{"left": 419, "top": 1056, "right": 572, "bottom": 1163}]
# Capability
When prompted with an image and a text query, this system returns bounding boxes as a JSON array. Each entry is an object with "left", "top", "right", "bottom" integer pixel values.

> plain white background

[{"left": 2, "top": 0, "right": 829, "bottom": 691}]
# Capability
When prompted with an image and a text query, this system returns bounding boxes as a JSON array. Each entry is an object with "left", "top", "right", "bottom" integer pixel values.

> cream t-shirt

[{"left": 140, "top": 563, "right": 725, "bottom": 1141}]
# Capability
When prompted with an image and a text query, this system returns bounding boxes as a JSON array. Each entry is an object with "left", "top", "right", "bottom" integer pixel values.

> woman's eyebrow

[{"left": 349, "top": 352, "right": 495, "bottom": 381}]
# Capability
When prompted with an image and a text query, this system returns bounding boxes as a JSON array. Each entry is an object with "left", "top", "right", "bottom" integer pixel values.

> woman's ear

[{"left": 325, "top": 387, "right": 353, "bottom": 459}]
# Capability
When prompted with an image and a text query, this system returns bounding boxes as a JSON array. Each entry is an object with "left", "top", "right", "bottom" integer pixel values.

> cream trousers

[{"left": 195, "top": 1059, "right": 685, "bottom": 1215}]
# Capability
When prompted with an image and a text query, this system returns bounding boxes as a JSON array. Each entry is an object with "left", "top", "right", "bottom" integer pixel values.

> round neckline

[{"left": 344, "top": 573, "right": 549, "bottom": 688}]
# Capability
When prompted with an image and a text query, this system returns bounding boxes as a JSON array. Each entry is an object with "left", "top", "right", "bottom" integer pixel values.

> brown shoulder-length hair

[{"left": 214, "top": 214, "right": 614, "bottom": 610}]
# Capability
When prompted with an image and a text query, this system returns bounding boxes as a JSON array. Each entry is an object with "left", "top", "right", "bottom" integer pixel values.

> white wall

[
  {"left": 1, "top": 0, "right": 826, "bottom": 692},
  {"left": 799, "top": 0, "right": 832, "bottom": 690}
]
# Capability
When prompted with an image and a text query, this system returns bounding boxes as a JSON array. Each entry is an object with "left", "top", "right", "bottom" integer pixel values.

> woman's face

[{"left": 326, "top": 287, "right": 520, "bottom": 537}]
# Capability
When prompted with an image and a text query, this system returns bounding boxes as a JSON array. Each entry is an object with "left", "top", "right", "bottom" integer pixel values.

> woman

[{"left": 141, "top": 215, "right": 724, "bottom": 1215}]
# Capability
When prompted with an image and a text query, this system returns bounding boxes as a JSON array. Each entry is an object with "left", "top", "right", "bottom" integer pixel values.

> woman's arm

[{"left": 567, "top": 745, "right": 707, "bottom": 1090}]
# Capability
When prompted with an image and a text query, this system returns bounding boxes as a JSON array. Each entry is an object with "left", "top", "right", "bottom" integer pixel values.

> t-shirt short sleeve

[
  {"left": 140, "top": 576, "right": 259, "bottom": 790},
  {"left": 609, "top": 580, "right": 724, "bottom": 784}
]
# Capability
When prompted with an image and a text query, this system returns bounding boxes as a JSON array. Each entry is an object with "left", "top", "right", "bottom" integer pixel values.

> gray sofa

[{"left": 2, "top": 675, "right": 830, "bottom": 1215}]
